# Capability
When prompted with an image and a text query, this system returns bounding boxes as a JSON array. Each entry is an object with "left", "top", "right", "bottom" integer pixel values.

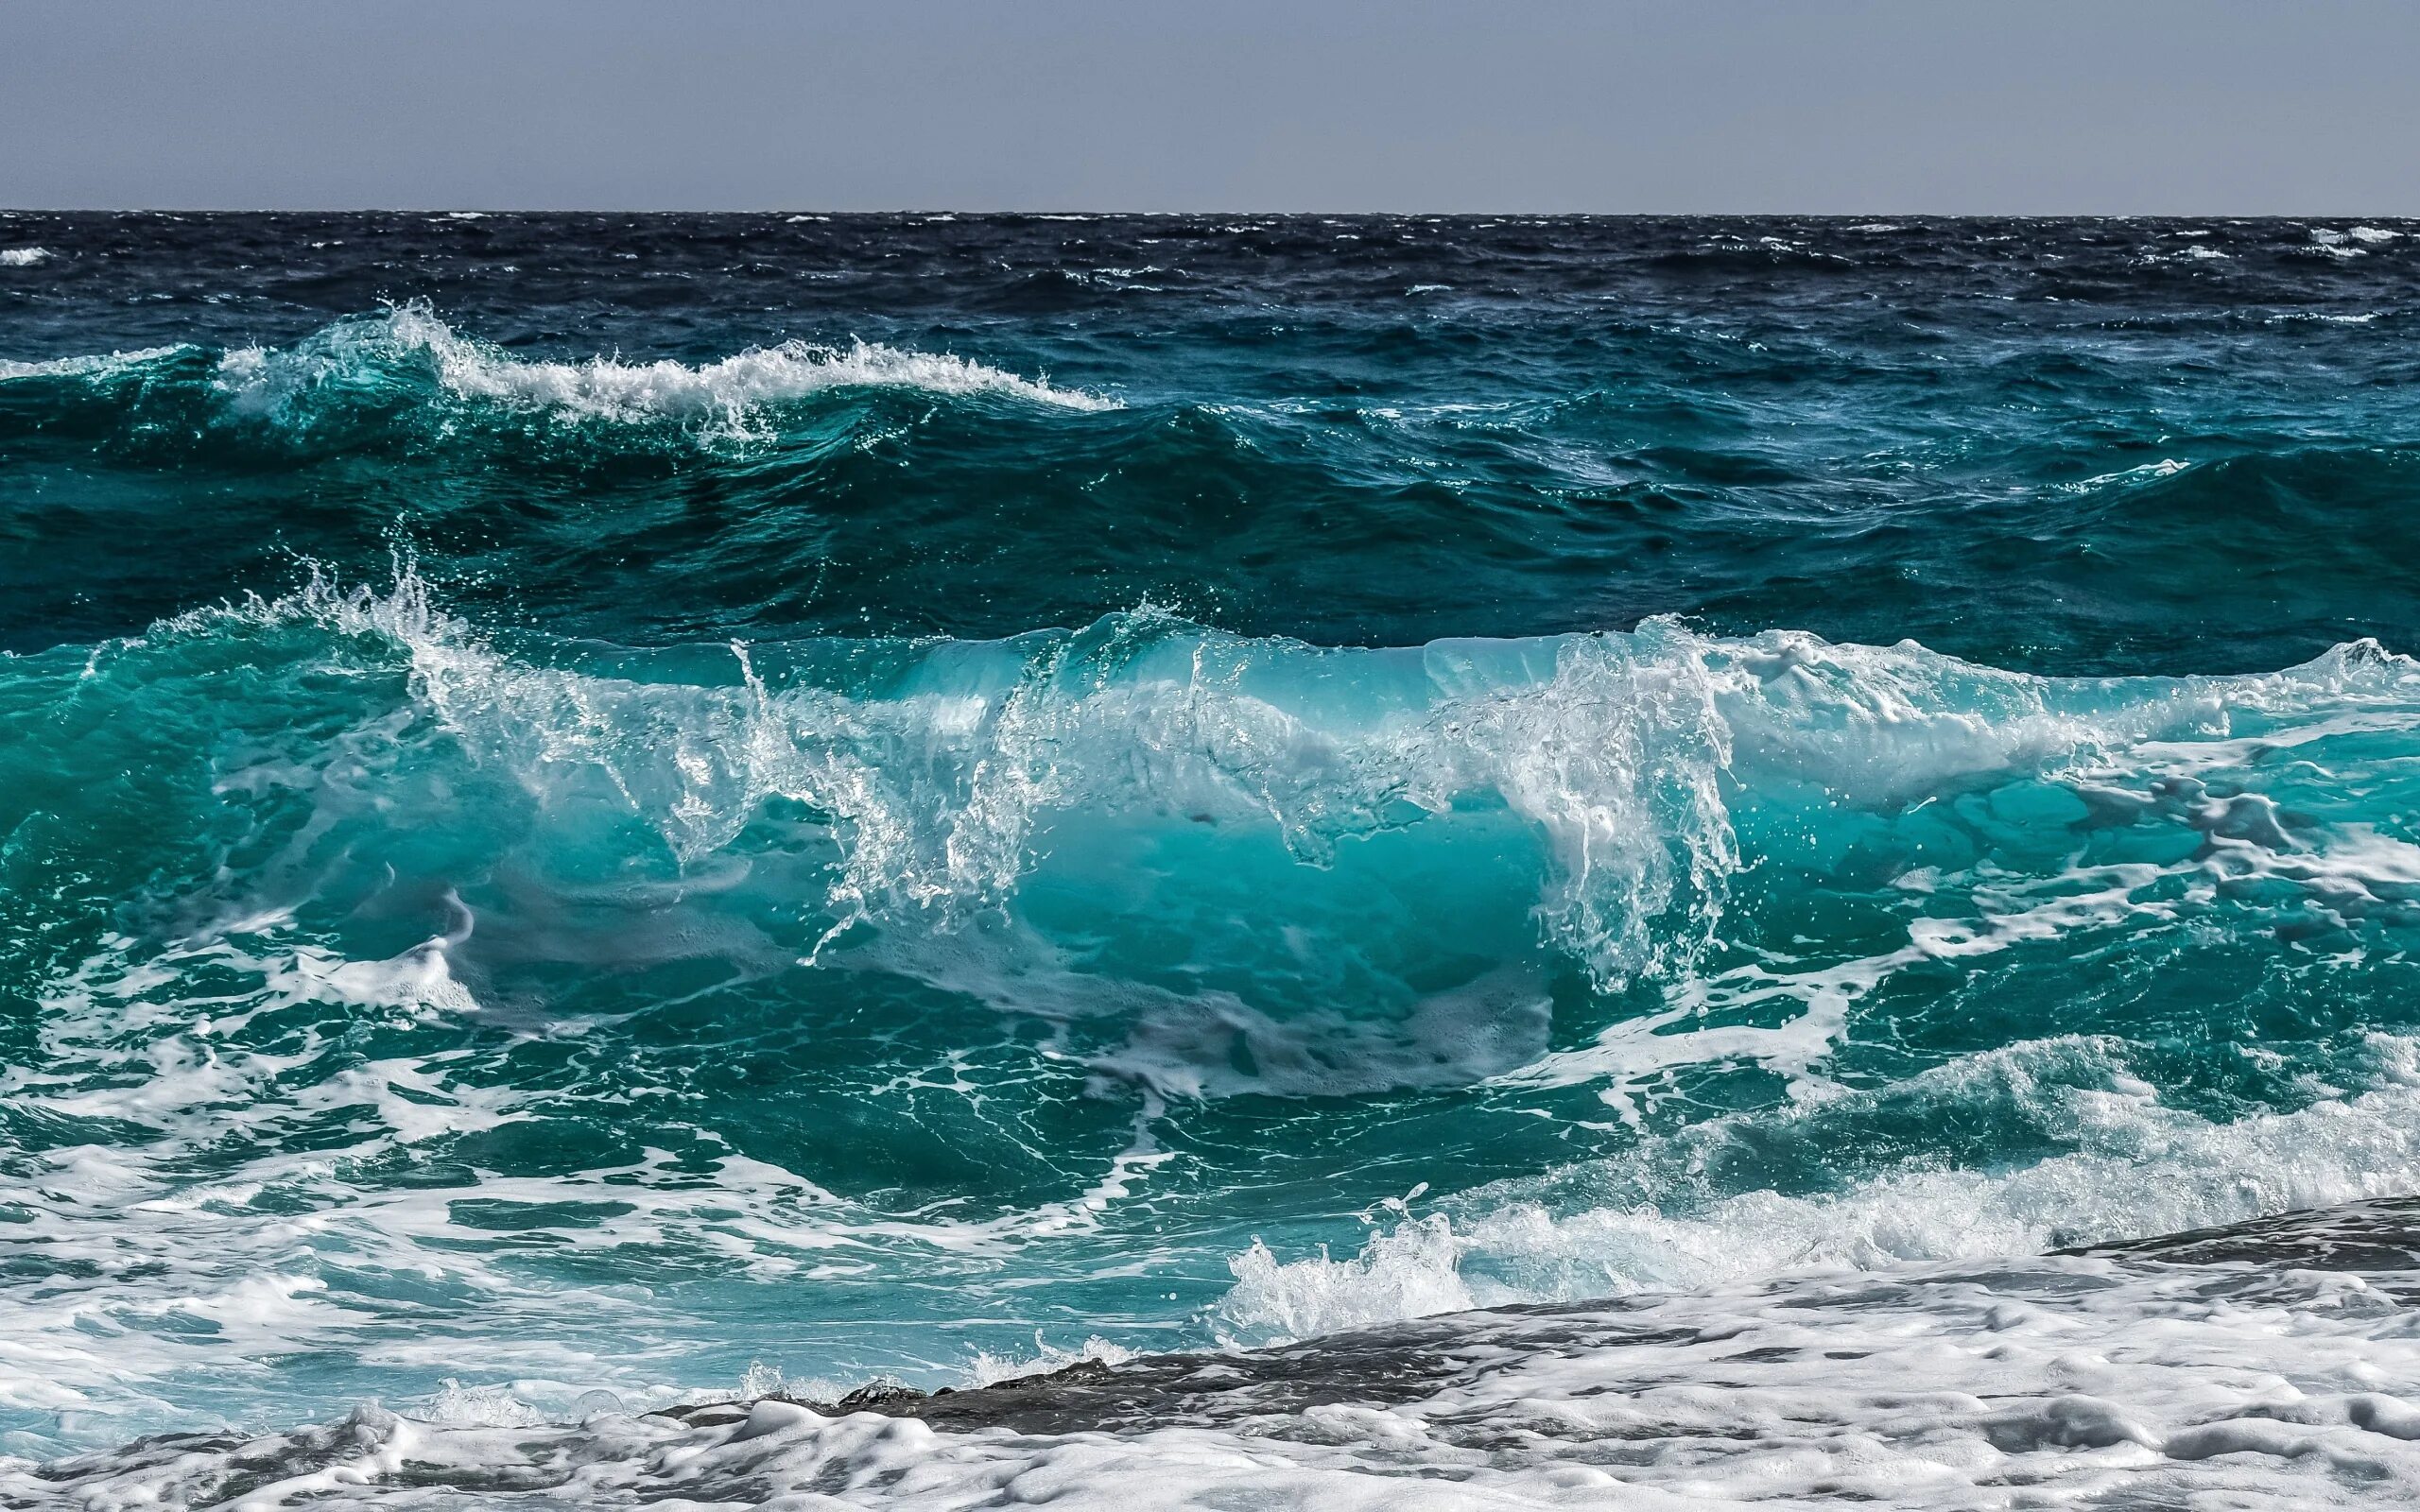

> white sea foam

[
  {"left": 963, "top": 1333, "right": 1135, "bottom": 1389},
  {"left": 409, "top": 1380, "right": 549, "bottom": 1429},
  {"left": 211, "top": 300, "right": 1117, "bottom": 428},
  {"left": 1219, "top": 1030, "right": 2420, "bottom": 1345},
  {"left": 23, "top": 1231, "right": 2420, "bottom": 1507},
  {"left": 0, "top": 246, "right": 50, "bottom": 266},
  {"left": 0, "top": 345, "right": 183, "bottom": 381},
  {"left": 0, "top": 902, "right": 1182, "bottom": 1442}
]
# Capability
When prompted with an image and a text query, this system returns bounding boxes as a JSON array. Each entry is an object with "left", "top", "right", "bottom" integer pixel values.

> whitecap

[
  {"left": 2305, "top": 228, "right": 2369, "bottom": 258},
  {"left": 0, "top": 345, "right": 185, "bottom": 381},
  {"left": 211, "top": 300, "right": 1119, "bottom": 428},
  {"left": 2061, "top": 457, "right": 2192, "bottom": 492}
]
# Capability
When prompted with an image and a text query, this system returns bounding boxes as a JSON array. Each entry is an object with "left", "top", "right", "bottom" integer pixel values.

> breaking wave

[
  {"left": 1, "top": 301, "right": 1115, "bottom": 438},
  {"left": 145, "top": 563, "right": 2420, "bottom": 997},
  {"left": 215, "top": 301, "right": 1120, "bottom": 423}
]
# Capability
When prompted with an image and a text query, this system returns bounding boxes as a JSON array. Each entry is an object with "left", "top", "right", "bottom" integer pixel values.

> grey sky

[{"left": 5, "top": 0, "right": 2416, "bottom": 214}]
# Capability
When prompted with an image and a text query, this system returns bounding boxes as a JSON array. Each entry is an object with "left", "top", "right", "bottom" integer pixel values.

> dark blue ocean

[{"left": 10, "top": 214, "right": 2420, "bottom": 1506}]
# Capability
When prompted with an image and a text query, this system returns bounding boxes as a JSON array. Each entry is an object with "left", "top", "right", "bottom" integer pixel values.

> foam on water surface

[
  {"left": 25, "top": 1217, "right": 2420, "bottom": 1508},
  {"left": 0, "top": 345, "right": 186, "bottom": 381}
]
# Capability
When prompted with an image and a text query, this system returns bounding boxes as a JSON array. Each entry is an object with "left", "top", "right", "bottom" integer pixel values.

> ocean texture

[{"left": 7, "top": 213, "right": 2420, "bottom": 1506}]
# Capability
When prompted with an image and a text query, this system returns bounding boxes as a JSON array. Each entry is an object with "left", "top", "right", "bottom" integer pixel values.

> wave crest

[
  {"left": 0, "top": 344, "right": 187, "bottom": 382},
  {"left": 210, "top": 301, "right": 1116, "bottom": 431},
  {"left": 159, "top": 564, "right": 2420, "bottom": 1003}
]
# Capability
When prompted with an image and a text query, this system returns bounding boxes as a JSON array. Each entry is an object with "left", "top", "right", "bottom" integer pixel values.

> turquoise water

[{"left": 6, "top": 214, "right": 2420, "bottom": 1453}]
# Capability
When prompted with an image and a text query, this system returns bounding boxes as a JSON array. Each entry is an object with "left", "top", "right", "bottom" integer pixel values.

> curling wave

[{"left": 134, "top": 564, "right": 2420, "bottom": 990}]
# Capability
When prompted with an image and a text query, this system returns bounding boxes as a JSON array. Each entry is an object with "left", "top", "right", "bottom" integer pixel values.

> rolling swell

[{"left": 10, "top": 291, "right": 2420, "bottom": 666}]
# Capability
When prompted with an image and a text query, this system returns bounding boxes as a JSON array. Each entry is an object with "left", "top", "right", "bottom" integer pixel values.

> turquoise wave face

[
  {"left": 11, "top": 564, "right": 2420, "bottom": 1441},
  {"left": 6, "top": 214, "right": 2420, "bottom": 1452}
]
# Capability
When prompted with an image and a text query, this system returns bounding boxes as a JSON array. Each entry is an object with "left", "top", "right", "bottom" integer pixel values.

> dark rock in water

[
  {"left": 647, "top": 1195, "right": 2420, "bottom": 1438},
  {"left": 2057, "top": 1194, "right": 2420, "bottom": 1272},
  {"left": 829, "top": 1380, "right": 926, "bottom": 1414},
  {"left": 648, "top": 1301, "right": 1697, "bottom": 1436}
]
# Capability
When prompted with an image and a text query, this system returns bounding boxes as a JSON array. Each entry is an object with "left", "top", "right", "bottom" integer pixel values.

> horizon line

[{"left": 8, "top": 207, "right": 2419, "bottom": 221}]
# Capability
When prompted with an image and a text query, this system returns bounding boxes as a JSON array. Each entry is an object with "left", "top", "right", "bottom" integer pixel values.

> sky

[{"left": 5, "top": 0, "right": 2418, "bottom": 214}]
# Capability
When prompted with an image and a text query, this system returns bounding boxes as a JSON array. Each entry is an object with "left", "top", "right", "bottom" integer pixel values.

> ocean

[{"left": 8, "top": 212, "right": 2420, "bottom": 1506}]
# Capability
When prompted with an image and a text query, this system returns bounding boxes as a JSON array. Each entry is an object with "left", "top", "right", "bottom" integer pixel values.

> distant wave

[
  {"left": 4, "top": 302, "right": 1115, "bottom": 439},
  {"left": 213, "top": 301, "right": 1119, "bottom": 428},
  {"left": 0, "top": 246, "right": 51, "bottom": 267}
]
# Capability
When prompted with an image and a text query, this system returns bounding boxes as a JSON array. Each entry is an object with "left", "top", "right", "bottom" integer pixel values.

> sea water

[{"left": 6, "top": 213, "right": 2420, "bottom": 1506}]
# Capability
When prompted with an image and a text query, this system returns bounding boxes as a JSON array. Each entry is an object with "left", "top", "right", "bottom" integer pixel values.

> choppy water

[{"left": 8, "top": 212, "right": 2420, "bottom": 1505}]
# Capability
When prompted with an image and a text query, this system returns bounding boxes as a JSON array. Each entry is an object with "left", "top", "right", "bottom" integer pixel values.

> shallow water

[{"left": 5, "top": 212, "right": 2420, "bottom": 1503}]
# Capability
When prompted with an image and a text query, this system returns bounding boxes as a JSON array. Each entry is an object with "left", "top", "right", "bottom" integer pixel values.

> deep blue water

[{"left": 6, "top": 212, "right": 2420, "bottom": 1452}]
